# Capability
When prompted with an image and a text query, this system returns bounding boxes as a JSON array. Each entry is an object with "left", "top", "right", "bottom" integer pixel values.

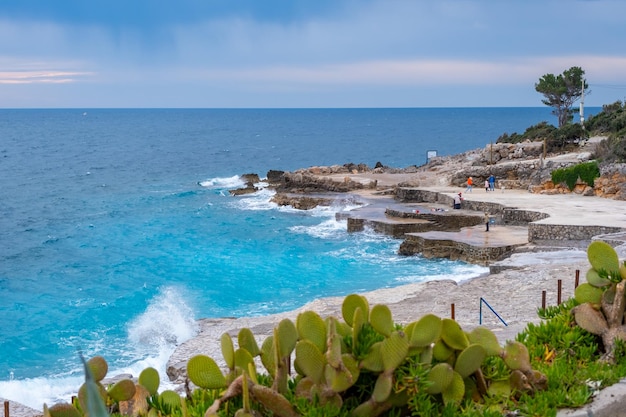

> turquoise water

[{"left": 0, "top": 108, "right": 587, "bottom": 406}]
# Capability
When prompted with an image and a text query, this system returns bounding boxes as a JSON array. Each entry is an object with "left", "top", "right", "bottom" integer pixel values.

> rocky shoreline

[{"left": 6, "top": 137, "right": 626, "bottom": 416}]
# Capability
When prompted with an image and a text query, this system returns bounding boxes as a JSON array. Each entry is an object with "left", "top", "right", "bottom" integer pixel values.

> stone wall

[
  {"left": 529, "top": 224, "right": 625, "bottom": 242},
  {"left": 398, "top": 234, "right": 523, "bottom": 266},
  {"left": 503, "top": 208, "right": 549, "bottom": 225}
]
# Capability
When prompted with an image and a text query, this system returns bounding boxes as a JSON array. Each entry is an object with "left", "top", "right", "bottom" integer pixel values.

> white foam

[
  {"left": 0, "top": 286, "right": 199, "bottom": 410},
  {"left": 290, "top": 218, "right": 347, "bottom": 239},
  {"left": 198, "top": 175, "right": 245, "bottom": 189}
]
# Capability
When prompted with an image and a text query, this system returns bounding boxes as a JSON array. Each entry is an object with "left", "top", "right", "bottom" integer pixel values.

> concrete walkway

[{"left": 423, "top": 186, "right": 626, "bottom": 228}]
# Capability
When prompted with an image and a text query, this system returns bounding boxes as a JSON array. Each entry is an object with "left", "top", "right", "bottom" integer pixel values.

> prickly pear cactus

[{"left": 572, "top": 241, "right": 626, "bottom": 362}]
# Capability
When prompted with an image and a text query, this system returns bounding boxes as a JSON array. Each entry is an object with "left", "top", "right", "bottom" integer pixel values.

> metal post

[
  {"left": 558, "top": 279, "right": 562, "bottom": 305},
  {"left": 575, "top": 269, "right": 580, "bottom": 288},
  {"left": 542, "top": 290, "right": 546, "bottom": 310},
  {"left": 451, "top": 303, "right": 455, "bottom": 320},
  {"left": 4, "top": 401, "right": 9, "bottom": 417}
]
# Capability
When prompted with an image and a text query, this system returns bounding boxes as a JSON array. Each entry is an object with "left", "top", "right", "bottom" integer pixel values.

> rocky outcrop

[
  {"left": 270, "top": 194, "right": 335, "bottom": 210},
  {"left": 229, "top": 173, "right": 261, "bottom": 195},
  {"left": 277, "top": 170, "right": 376, "bottom": 193}
]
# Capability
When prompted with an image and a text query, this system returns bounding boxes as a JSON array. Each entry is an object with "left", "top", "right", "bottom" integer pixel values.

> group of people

[{"left": 465, "top": 175, "right": 496, "bottom": 193}]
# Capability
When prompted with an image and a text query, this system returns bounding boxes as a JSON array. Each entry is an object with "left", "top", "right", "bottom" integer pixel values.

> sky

[{"left": 1, "top": 0, "right": 626, "bottom": 108}]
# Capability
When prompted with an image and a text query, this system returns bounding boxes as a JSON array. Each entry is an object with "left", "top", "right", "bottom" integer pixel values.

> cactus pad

[
  {"left": 588, "top": 241, "right": 620, "bottom": 274},
  {"left": 360, "top": 341, "right": 385, "bottom": 372},
  {"left": 235, "top": 348, "right": 255, "bottom": 375},
  {"left": 586, "top": 268, "right": 612, "bottom": 288},
  {"left": 47, "top": 403, "right": 81, "bottom": 417},
  {"left": 502, "top": 341, "right": 531, "bottom": 372},
  {"left": 107, "top": 379, "right": 136, "bottom": 402},
  {"left": 260, "top": 336, "right": 276, "bottom": 377},
  {"left": 433, "top": 339, "right": 454, "bottom": 362},
  {"left": 426, "top": 362, "right": 454, "bottom": 394},
  {"left": 342, "top": 294, "right": 369, "bottom": 326},
  {"left": 455, "top": 344, "right": 487, "bottom": 378},
  {"left": 574, "top": 283, "right": 605, "bottom": 304},
  {"left": 571, "top": 302, "right": 609, "bottom": 336},
  {"left": 276, "top": 319, "right": 298, "bottom": 359},
  {"left": 221, "top": 332, "right": 235, "bottom": 370},
  {"left": 159, "top": 390, "right": 182, "bottom": 408},
  {"left": 238, "top": 328, "right": 261, "bottom": 357},
  {"left": 294, "top": 340, "right": 325, "bottom": 383},
  {"left": 86, "top": 356, "right": 108, "bottom": 382},
  {"left": 381, "top": 331, "right": 409, "bottom": 371},
  {"left": 467, "top": 327, "right": 502, "bottom": 357},
  {"left": 370, "top": 304, "right": 394, "bottom": 337},
  {"left": 138, "top": 367, "right": 160, "bottom": 396},
  {"left": 372, "top": 372, "right": 393, "bottom": 402},
  {"left": 187, "top": 354, "right": 227, "bottom": 389},
  {"left": 409, "top": 314, "right": 442, "bottom": 348},
  {"left": 442, "top": 371, "right": 465, "bottom": 406},
  {"left": 296, "top": 310, "right": 327, "bottom": 353},
  {"left": 441, "top": 318, "right": 469, "bottom": 350}
]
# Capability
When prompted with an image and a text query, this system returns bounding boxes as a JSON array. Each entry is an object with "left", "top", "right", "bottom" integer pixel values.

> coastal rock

[{"left": 271, "top": 193, "right": 334, "bottom": 210}]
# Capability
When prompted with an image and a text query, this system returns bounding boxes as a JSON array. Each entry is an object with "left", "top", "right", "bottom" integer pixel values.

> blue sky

[{"left": 1, "top": 0, "right": 625, "bottom": 108}]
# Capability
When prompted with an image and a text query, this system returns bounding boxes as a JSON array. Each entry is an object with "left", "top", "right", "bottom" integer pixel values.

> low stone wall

[
  {"left": 529, "top": 224, "right": 625, "bottom": 242},
  {"left": 384, "top": 208, "right": 483, "bottom": 230},
  {"left": 398, "top": 235, "right": 522, "bottom": 266},
  {"left": 346, "top": 217, "right": 434, "bottom": 238},
  {"left": 503, "top": 208, "right": 549, "bottom": 225}
]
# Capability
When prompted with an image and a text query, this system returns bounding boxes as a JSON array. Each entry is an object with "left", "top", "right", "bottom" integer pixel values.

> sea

[{"left": 0, "top": 107, "right": 595, "bottom": 407}]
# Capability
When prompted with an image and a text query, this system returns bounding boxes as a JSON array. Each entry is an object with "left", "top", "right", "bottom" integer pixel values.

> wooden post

[
  {"left": 451, "top": 303, "right": 455, "bottom": 320},
  {"left": 575, "top": 269, "right": 580, "bottom": 288},
  {"left": 542, "top": 290, "right": 546, "bottom": 310},
  {"left": 4, "top": 400, "right": 9, "bottom": 417},
  {"left": 557, "top": 279, "right": 562, "bottom": 305}
]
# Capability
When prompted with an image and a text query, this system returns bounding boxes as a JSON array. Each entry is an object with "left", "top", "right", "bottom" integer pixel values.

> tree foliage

[{"left": 535, "top": 66, "right": 589, "bottom": 128}]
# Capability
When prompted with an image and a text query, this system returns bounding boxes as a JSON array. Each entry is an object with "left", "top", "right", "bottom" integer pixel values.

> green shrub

[{"left": 551, "top": 161, "right": 600, "bottom": 190}]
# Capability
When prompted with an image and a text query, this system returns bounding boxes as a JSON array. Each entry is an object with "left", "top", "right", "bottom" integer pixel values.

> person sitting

[{"left": 453, "top": 193, "right": 462, "bottom": 209}]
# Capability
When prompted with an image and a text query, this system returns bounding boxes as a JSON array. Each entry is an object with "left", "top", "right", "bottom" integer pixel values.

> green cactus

[
  {"left": 138, "top": 366, "right": 160, "bottom": 396},
  {"left": 586, "top": 268, "right": 612, "bottom": 288},
  {"left": 408, "top": 313, "right": 442, "bottom": 348},
  {"left": 454, "top": 344, "right": 487, "bottom": 378},
  {"left": 341, "top": 293, "right": 369, "bottom": 326},
  {"left": 86, "top": 356, "right": 108, "bottom": 383},
  {"left": 426, "top": 362, "right": 454, "bottom": 394},
  {"left": 221, "top": 332, "right": 236, "bottom": 371},
  {"left": 238, "top": 328, "right": 261, "bottom": 357},
  {"left": 441, "top": 318, "right": 469, "bottom": 350},
  {"left": 502, "top": 341, "right": 531, "bottom": 373},
  {"left": 159, "top": 390, "right": 182, "bottom": 408},
  {"left": 467, "top": 326, "right": 502, "bottom": 357},
  {"left": 107, "top": 379, "right": 136, "bottom": 402},
  {"left": 574, "top": 282, "right": 605, "bottom": 304},
  {"left": 587, "top": 240, "right": 620, "bottom": 276},
  {"left": 296, "top": 310, "right": 327, "bottom": 353},
  {"left": 370, "top": 304, "right": 393, "bottom": 337},
  {"left": 186, "top": 354, "right": 227, "bottom": 389},
  {"left": 441, "top": 371, "right": 465, "bottom": 406},
  {"left": 47, "top": 403, "right": 81, "bottom": 417}
]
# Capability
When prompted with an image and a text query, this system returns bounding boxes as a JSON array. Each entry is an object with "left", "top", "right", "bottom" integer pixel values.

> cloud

[{"left": 188, "top": 55, "right": 626, "bottom": 88}]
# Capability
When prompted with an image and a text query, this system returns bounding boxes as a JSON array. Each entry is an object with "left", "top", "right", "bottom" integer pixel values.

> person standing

[
  {"left": 484, "top": 212, "right": 490, "bottom": 231},
  {"left": 465, "top": 176, "right": 473, "bottom": 192},
  {"left": 485, "top": 179, "right": 489, "bottom": 192},
  {"left": 488, "top": 174, "right": 495, "bottom": 191}
]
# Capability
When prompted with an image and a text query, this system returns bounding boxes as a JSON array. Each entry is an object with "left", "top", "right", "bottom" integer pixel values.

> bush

[{"left": 551, "top": 161, "right": 600, "bottom": 190}]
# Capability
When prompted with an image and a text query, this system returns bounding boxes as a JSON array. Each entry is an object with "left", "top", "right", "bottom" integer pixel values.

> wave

[
  {"left": 0, "top": 286, "right": 198, "bottom": 410},
  {"left": 198, "top": 175, "right": 245, "bottom": 189}
]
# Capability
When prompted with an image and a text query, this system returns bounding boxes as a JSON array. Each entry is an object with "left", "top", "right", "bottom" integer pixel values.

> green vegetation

[
  {"left": 535, "top": 66, "right": 588, "bottom": 128},
  {"left": 43, "top": 242, "right": 626, "bottom": 417},
  {"left": 551, "top": 161, "right": 600, "bottom": 190}
]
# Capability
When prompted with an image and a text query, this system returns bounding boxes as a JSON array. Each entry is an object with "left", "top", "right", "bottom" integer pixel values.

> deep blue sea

[{"left": 0, "top": 107, "right": 594, "bottom": 407}]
